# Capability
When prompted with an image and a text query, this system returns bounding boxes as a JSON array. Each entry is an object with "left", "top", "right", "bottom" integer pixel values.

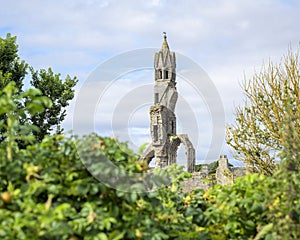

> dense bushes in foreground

[
  {"left": 0, "top": 133, "right": 205, "bottom": 239},
  {"left": 0, "top": 83, "right": 299, "bottom": 239}
]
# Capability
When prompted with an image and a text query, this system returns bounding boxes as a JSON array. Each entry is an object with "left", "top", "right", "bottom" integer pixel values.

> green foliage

[
  {"left": 265, "top": 101, "right": 300, "bottom": 239},
  {"left": 1, "top": 35, "right": 299, "bottom": 239},
  {"left": 0, "top": 33, "right": 78, "bottom": 142},
  {"left": 0, "top": 33, "right": 27, "bottom": 92},
  {"left": 201, "top": 101, "right": 300, "bottom": 239},
  {"left": 30, "top": 67, "right": 78, "bottom": 140},
  {"left": 203, "top": 174, "right": 273, "bottom": 239},
  {"left": 202, "top": 165, "right": 299, "bottom": 239},
  {"left": 0, "top": 81, "right": 52, "bottom": 160},
  {"left": 207, "top": 161, "right": 218, "bottom": 174},
  {"left": 0, "top": 79, "right": 300, "bottom": 239},
  {"left": 0, "top": 90, "right": 208, "bottom": 239},
  {"left": 227, "top": 48, "right": 300, "bottom": 175},
  {"left": 195, "top": 161, "right": 226, "bottom": 174},
  {"left": 0, "top": 133, "right": 209, "bottom": 239}
]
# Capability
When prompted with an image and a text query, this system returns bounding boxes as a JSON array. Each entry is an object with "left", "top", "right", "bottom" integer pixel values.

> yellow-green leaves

[{"left": 227, "top": 48, "right": 300, "bottom": 175}]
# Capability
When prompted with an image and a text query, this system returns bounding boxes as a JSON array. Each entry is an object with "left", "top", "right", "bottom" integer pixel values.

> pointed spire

[{"left": 162, "top": 32, "right": 169, "bottom": 50}]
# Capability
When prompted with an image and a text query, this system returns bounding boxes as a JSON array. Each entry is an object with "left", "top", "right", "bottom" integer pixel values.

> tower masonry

[{"left": 141, "top": 34, "right": 195, "bottom": 172}]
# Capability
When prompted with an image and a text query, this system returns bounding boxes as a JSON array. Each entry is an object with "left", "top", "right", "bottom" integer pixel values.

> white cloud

[{"left": 1, "top": 0, "right": 300, "bottom": 164}]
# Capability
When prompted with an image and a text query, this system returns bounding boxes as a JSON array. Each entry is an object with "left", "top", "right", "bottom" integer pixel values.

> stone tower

[{"left": 141, "top": 34, "right": 195, "bottom": 172}]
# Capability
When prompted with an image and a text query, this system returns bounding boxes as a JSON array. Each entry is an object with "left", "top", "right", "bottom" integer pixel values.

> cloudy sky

[{"left": 1, "top": 0, "right": 300, "bottom": 166}]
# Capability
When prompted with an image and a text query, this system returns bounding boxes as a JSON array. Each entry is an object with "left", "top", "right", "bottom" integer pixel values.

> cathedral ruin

[
  {"left": 140, "top": 34, "right": 246, "bottom": 190},
  {"left": 141, "top": 34, "right": 196, "bottom": 172}
]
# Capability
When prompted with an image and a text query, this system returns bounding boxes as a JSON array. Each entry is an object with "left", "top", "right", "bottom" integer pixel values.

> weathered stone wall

[
  {"left": 182, "top": 166, "right": 212, "bottom": 192},
  {"left": 182, "top": 172, "right": 209, "bottom": 192},
  {"left": 216, "top": 155, "right": 234, "bottom": 185},
  {"left": 182, "top": 156, "right": 246, "bottom": 192}
]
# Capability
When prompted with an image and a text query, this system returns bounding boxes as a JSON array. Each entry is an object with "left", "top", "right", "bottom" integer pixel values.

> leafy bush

[
  {"left": 0, "top": 82, "right": 208, "bottom": 239},
  {"left": 203, "top": 174, "right": 273, "bottom": 239},
  {"left": 1, "top": 81, "right": 299, "bottom": 239},
  {"left": 0, "top": 33, "right": 78, "bottom": 141},
  {"left": 201, "top": 102, "right": 300, "bottom": 239},
  {"left": 227, "top": 48, "right": 300, "bottom": 175}
]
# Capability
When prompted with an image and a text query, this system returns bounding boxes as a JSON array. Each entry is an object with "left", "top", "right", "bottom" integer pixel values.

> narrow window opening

[
  {"left": 159, "top": 70, "right": 162, "bottom": 79},
  {"left": 155, "top": 93, "right": 159, "bottom": 104},
  {"left": 153, "top": 125, "right": 158, "bottom": 142},
  {"left": 165, "top": 70, "right": 169, "bottom": 79}
]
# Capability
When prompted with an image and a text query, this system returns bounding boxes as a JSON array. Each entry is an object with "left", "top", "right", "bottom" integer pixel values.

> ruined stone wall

[
  {"left": 182, "top": 156, "right": 246, "bottom": 192},
  {"left": 182, "top": 173, "right": 208, "bottom": 192},
  {"left": 182, "top": 166, "right": 212, "bottom": 192},
  {"left": 216, "top": 155, "right": 234, "bottom": 185}
]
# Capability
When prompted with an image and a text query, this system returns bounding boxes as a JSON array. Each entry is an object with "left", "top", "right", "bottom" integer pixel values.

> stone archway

[
  {"left": 169, "top": 134, "right": 195, "bottom": 172},
  {"left": 140, "top": 145, "right": 155, "bottom": 165}
]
